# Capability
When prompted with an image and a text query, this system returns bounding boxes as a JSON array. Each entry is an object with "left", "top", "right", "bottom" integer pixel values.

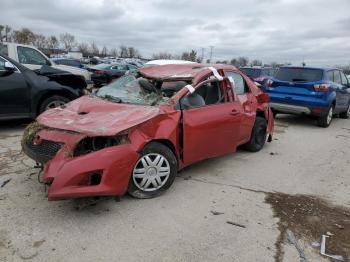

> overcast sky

[{"left": 1, "top": 0, "right": 350, "bottom": 66}]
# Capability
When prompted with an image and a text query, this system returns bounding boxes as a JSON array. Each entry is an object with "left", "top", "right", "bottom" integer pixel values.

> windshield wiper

[{"left": 104, "top": 95, "right": 122, "bottom": 103}]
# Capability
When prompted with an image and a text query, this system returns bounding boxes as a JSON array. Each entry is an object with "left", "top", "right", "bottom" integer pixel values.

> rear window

[
  {"left": 276, "top": 68, "right": 323, "bottom": 82},
  {"left": 240, "top": 68, "right": 262, "bottom": 78}
]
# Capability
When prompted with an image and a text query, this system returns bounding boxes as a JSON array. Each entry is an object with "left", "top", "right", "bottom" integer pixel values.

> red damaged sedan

[{"left": 22, "top": 64, "right": 274, "bottom": 200}]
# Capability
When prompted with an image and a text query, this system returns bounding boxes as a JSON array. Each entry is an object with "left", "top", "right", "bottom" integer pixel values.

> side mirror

[
  {"left": 257, "top": 92, "right": 269, "bottom": 104},
  {"left": 4, "top": 61, "right": 16, "bottom": 72}
]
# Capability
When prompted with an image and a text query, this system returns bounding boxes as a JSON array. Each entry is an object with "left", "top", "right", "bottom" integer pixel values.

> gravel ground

[{"left": 0, "top": 115, "right": 349, "bottom": 262}]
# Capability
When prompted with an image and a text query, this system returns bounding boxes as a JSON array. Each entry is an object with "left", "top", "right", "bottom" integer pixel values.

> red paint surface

[
  {"left": 37, "top": 96, "right": 161, "bottom": 137},
  {"left": 31, "top": 64, "right": 274, "bottom": 200}
]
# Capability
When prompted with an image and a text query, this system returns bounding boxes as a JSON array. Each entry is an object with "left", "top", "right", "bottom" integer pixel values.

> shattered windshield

[{"left": 96, "top": 75, "right": 171, "bottom": 106}]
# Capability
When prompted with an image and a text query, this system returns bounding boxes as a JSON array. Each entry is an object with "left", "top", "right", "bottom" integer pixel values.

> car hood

[
  {"left": 52, "top": 64, "right": 91, "bottom": 80},
  {"left": 37, "top": 96, "right": 161, "bottom": 136}
]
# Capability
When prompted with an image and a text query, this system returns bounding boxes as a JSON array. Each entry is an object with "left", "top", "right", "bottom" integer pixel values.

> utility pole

[
  {"left": 209, "top": 46, "right": 214, "bottom": 63},
  {"left": 200, "top": 47, "right": 205, "bottom": 62}
]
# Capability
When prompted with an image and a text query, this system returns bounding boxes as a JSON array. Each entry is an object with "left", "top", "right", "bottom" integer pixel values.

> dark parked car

[
  {"left": 240, "top": 67, "right": 276, "bottom": 86},
  {"left": 264, "top": 66, "right": 350, "bottom": 127},
  {"left": 52, "top": 58, "right": 86, "bottom": 69},
  {"left": 90, "top": 63, "right": 139, "bottom": 87},
  {"left": 0, "top": 54, "right": 86, "bottom": 120}
]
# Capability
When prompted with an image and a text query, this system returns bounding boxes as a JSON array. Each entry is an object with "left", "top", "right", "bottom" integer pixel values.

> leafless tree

[
  {"left": 0, "top": 25, "right": 4, "bottom": 42},
  {"left": 12, "top": 28, "right": 36, "bottom": 44},
  {"left": 269, "top": 61, "right": 279, "bottom": 68},
  {"left": 78, "top": 42, "right": 90, "bottom": 56},
  {"left": 59, "top": 33, "right": 76, "bottom": 51},
  {"left": 181, "top": 50, "right": 197, "bottom": 62},
  {"left": 109, "top": 47, "right": 119, "bottom": 57},
  {"left": 120, "top": 45, "right": 128, "bottom": 58},
  {"left": 0, "top": 25, "right": 12, "bottom": 42},
  {"left": 127, "top": 47, "right": 140, "bottom": 58},
  {"left": 90, "top": 42, "right": 99, "bottom": 56},
  {"left": 251, "top": 59, "right": 262, "bottom": 66},
  {"left": 152, "top": 52, "right": 173, "bottom": 60},
  {"left": 47, "top": 36, "right": 59, "bottom": 53},
  {"left": 33, "top": 34, "right": 47, "bottom": 49},
  {"left": 4, "top": 25, "right": 11, "bottom": 42},
  {"left": 237, "top": 57, "right": 249, "bottom": 67},
  {"left": 101, "top": 46, "right": 108, "bottom": 57}
]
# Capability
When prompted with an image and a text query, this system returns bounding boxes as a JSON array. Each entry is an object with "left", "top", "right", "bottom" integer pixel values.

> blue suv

[{"left": 263, "top": 66, "right": 350, "bottom": 127}]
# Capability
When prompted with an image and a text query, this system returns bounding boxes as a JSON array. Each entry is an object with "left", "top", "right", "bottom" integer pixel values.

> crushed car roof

[{"left": 140, "top": 64, "right": 237, "bottom": 82}]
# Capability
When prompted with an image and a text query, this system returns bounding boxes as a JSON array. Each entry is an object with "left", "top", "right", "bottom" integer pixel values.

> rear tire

[
  {"left": 128, "top": 142, "right": 177, "bottom": 199},
  {"left": 243, "top": 116, "right": 267, "bottom": 152},
  {"left": 39, "top": 95, "right": 70, "bottom": 114},
  {"left": 339, "top": 104, "right": 350, "bottom": 119},
  {"left": 272, "top": 109, "right": 278, "bottom": 118},
  {"left": 317, "top": 105, "right": 334, "bottom": 127}
]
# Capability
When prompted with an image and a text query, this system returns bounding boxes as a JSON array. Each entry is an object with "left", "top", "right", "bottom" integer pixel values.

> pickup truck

[{"left": 0, "top": 42, "right": 92, "bottom": 85}]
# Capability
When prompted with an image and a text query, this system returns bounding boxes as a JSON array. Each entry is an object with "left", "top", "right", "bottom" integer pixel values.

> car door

[
  {"left": 0, "top": 57, "right": 30, "bottom": 117},
  {"left": 340, "top": 71, "right": 350, "bottom": 108},
  {"left": 225, "top": 71, "right": 256, "bottom": 144},
  {"left": 181, "top": 78, "right": 243, "bottom": 166},
  {"left": 332, "top": 70, "right": 347, "bottom": 111},
  {"left": 16, "top": 46, "right": 51, "bottom": 70}
]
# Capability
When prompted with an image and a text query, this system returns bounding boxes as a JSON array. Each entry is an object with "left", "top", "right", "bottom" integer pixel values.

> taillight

[
  {"left": 314, "top": 84, "right": 330, "bottom": 92},
  {"left": 95, "top": 70, "right": 106, "bottom": 75},
  {"left": 267, "top": 79, "right": 273, "bottom": 87}
]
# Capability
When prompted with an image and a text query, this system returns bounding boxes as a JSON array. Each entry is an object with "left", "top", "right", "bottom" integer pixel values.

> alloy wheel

[
  {"left": 132, "top": 153, "right": 170, "bottom": 192},
  {"left": 327, "top": 106, "right": 333, "bottom": 125},
  {"left": 45, "top": 100, "right": 66, "bottom": 110}
]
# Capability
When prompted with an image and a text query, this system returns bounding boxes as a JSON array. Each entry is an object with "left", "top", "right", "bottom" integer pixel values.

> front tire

[
  {"left": 39, "top": 95, "right": 70, "bottom": 114},
  {"left": 128, "top": 142, "right": 177, "bottom": 199},
  {"left": 243, "top": 116, "right": 267, "bottom": 152},
  {"left": 317, "top": 105, "right": 334, "bottom": 127},
  {"left": 272, "top": 109, "right": 278, "bottom": 118}
]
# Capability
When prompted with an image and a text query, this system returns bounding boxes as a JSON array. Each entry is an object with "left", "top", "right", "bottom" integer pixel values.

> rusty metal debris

[
  {"left": 320, "top": 235, "right": 344, "bottom": 261},
  {"left": 210, "top": 210, "right": 224, "bottom": 215},
  {"left": 1, "top": 179, "right": 11, "bottom": 188},
  {"left": 286, "top": 229, "right": 307, "bottom": 262},
  {"left": 226, "top": 221, "right": 246, "bottom": 228}
]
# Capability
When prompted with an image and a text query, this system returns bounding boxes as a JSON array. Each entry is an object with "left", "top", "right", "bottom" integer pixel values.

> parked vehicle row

[
  {"left": 0, "top": 42, "right": 92, "bottom": 85},
  {"left": 0, "top": 54, "right": 87, "bottom": 120},
  {"left": 52, "top": 58, "right": 87, "bottom": 69},
  {"left": 89, "top": 63, "right": 139, "bottom": 86}
]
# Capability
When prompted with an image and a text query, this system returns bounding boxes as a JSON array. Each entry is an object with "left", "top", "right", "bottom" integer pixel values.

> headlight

[{"left": 73, "top": 135, "right": 129, "bottom": 157}]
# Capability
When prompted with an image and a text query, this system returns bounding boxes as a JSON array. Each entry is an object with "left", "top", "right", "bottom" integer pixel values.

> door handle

[{"left": 230, "top": 109, "right": 240, "bottom": 116}]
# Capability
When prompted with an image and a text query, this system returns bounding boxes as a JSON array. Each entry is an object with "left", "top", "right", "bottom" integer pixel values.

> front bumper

[{"left": 23, "top": 129, "right": 139, "bottom": 200}]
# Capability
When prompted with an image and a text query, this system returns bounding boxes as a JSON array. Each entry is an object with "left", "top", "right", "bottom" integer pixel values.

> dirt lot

[{"left": 0, "top": 115, "right": 349, "bottom": 262}]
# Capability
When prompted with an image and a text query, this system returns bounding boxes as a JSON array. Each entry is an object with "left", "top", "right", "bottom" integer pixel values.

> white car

[
  {"left": 144, "top": 59, "right": 197, "bottom": 67},
  {"left": 0, "top": 42, "right": 91, "bottom": 83}
]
